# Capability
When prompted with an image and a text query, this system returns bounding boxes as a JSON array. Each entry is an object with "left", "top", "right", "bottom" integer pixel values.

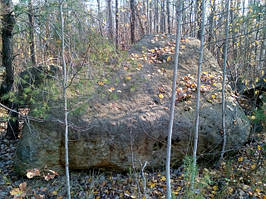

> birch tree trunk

[
  {"left": 191, "top": 0, "right": 206, "bottom": 191},
  {"left": 59, "top": 1, "right": 71, "bottom": 198},
  {"left": 166, "top": 1, "right": 183, "bottom": 198}
]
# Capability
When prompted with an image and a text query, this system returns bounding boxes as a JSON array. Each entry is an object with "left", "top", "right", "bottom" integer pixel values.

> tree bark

[
  {"left": 0, "top": 0, "right": 18, "bottom": 139},
  {"left": 107, "top": 0, "right": 113, "bottom": 41},
  {"left": 136, "top": 3, "right": 145, "bottom": 37},
  {"left": 195, "top": 0, "right": 202, "bottom": 39},
  {"left": 130, "top": 0, "right": 135, "bottom": 44},
  {"left": 44, "top": 0, "right": 50, "bottom": 61},
  {"left": 166, "top": 0, "right": 170, "bottom": 34},
  {"left": 155, "top": 0, "right": 159, "bottom": 33},
  {"left": 149, "top": 1, "right": 152, "bottom": 33},
  {"left": 208, "top": 0, "right": 215, "bottom": 50},
  {"left": 219, "top": 0, "right": 230, "bottom": 164},
  {"left": 115, "top": 0, "right": 119, "bottom": 48},
  {"left": 28, "top": 0, "right": 36, "bottom": 66},
  {"left": 160, "top": 0, "right": 165, "bottom": 33},
  {"left": 59, "top": 1, "right": 71, "bottom": 198},
  {"left": 166, "top": 1, "right": 183, "bottom": 198},
  {"left": 146, "top": 0, "right": 149, "bottom": 34},
  {"left": 189, "top": 0, "right": 193, "bottom": 36},
  {"left": 97, "top": 0, "right": 103, "bottom": 36},
  {"left": 191, "top": 0, "right": 206, "bottom": 191}
]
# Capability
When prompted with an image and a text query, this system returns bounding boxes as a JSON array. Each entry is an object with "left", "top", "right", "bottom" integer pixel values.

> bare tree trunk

[
  {"left": 230, "top": 0, "right": 238, "bottom": 60},
  {"left": 189, "top": 0, "right": 193, "bottom": 37},
  {"left": 136, "top": 4, "right": 145, "bottom": 37},
  {"left": 258, "top": 21, "right": 265, "bottom": 70},
  {"left": 155, "top": 0, "right": 159, "bottom": 33},
  {"left": 146, "top": 0, "right": 149, "bottom": 33},
  {"left": 59, "top": 1, "right": 71, "bottom": 198},
  {"left": 0, "top": 0, "right": 15, "bottom": 102},
  {"left": 166, "top": 1, "right": 183, "bottom": 198},
  {"left": 191, "top": 0, "right": 206, "bottom": 191},
  {"left": 219, "top": 0, "right": 230, "bottom": 164},
  {"left": 28, "top": 0, "right": 36, "bottom": 66},
  {"left": 115, "top": 0, "right": 119, "bottom": 48},
  {"left": 166, "top": 0, "right": 171, "bottom": 34},
  {"left": 130, "top": 0, "right": 135, "bottom": 44},
  {"left": 208, "top": 0, "right": 215, "bottom": 50},
  {"left": 160, "top": 0, "right": 165, "bottom": 33},
  {"left": 0, "top": 0, "right": 18, "bottom": 139},
  {"left": 107, "top": 0, "right": 113, "bottom": 41},
  {"left": 97, "top": 0, "right": 103, "bottom": 36},
  {"left": 149, "top": 1, "right": 153, "bottom": 33},
  {"left": 172, "top": 2, "right": 175, "bottom": 32},
  {"left": 44, "top": 0, "right": 50, "bottom": 62},
  {"left": 181, "top": 1, "right": 186, "bottom": 35},
  {"left": 195, "top": 0, "right": 202, "bottom": 39}
]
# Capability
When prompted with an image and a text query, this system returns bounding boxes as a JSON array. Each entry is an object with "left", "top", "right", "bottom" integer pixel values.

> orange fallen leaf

[
  {"left": 108, "top": 87, "right": 115, "bottom": 92},
  {"left": 251, "top": 164, "right": 256, "bottom": 169},
  {"left": 160, "top": 176, "right": 166, "bottom": 181},
  {"left": 97, "top": 81, "right": 105, "bottom": 86},
  {"left": 167, "top": 56, "right": 172, "bottom": 62}
]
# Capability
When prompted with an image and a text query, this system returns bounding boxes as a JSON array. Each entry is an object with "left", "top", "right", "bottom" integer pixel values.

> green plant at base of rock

[
  {"left": 183, "top": 156, "right": 212, "bottom": 199},
  {"left": 253, "top": 94, "right": 265, "bottom": 125}
]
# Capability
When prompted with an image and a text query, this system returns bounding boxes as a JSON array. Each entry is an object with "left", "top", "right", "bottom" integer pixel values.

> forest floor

[{"left": 0, "top": 124, "right": 265, "bottom": 199}]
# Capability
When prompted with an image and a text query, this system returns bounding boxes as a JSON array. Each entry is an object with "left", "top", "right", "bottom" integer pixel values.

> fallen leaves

[
  {"left": 158, "top": 93, "right": 164, "bottom": 99},
  {"left": 125, "top": 76, "right": 132, "bottom": 80},
  {"left": 108, "top": 87, "right": 115, "bottom": 92},
  {"left": 5, "top": 139, "right": 266, "bottom": 198},
  {"left": 250, "top": 164, "right": 256, "bottom": 170},
  {"left": 43, "top": 169, "right": 58, "bottom": 181},
  {"left": 238, "top": 156, "right": 244, "bottom": 162},
  {"left": 10, "top": 182, "right": 27, "bottom": 199},
  {"left": 26, "top": 168, "right": 40, "bottom": 179},
  {"left": 173, "top": 72, "right": 222, "bottom": 104},
  {"left": 26, "top": 168, "right": 58, "bottom": 182},
  {"left": 212, "top": 185, "right": 218, "bottom": 191},
  {"left": 97, "top": 81, "right": 104, "bottom": 86},
  {"left": 160, "top": 175, "right": 166, "bottom": 182}
]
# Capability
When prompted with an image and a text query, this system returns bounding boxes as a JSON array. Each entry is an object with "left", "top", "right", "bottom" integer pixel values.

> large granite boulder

[{"left": 15, "top": 35, "right": 250, "bottom": 175}]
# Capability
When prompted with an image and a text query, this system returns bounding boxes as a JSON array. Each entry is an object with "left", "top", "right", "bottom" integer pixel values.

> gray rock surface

[{"left": 15, "top": 35, "right": 250, "bottom": 175}]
